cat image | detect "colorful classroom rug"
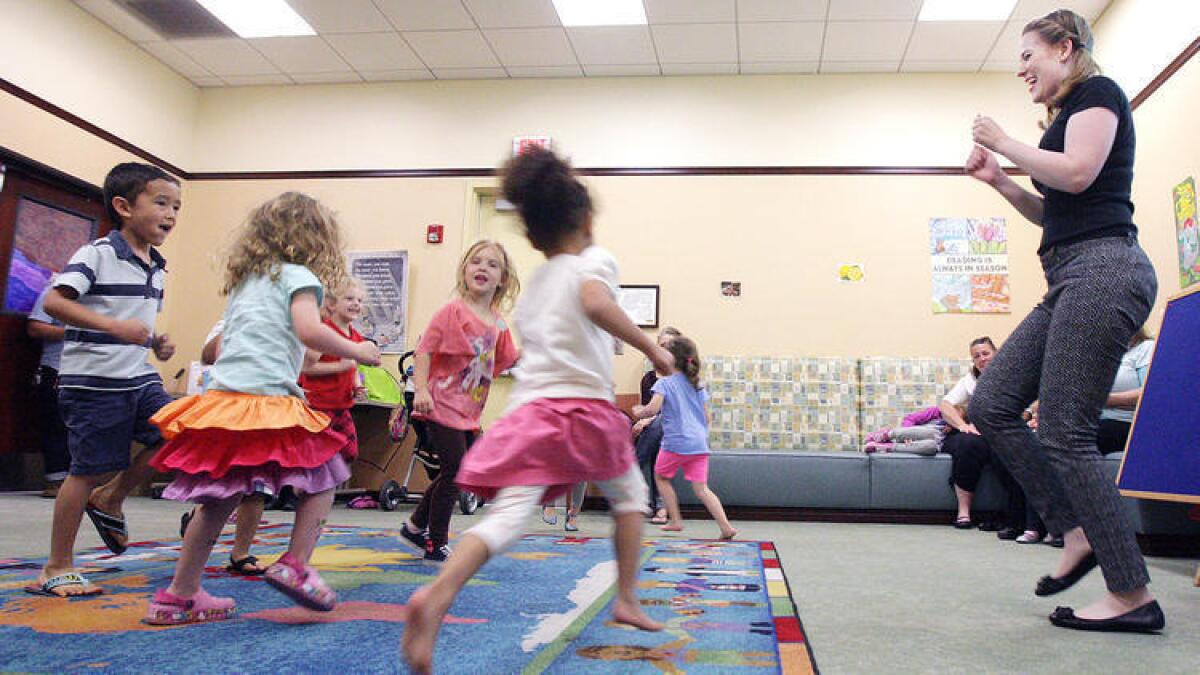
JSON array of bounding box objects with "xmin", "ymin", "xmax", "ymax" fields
[{"xmin": 0, "ymin": 524, "xmax": 816, "ymax": 674}]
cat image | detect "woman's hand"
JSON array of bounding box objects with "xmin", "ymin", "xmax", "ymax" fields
[
  {"xmin": 413, "ymin": 389, "xmax": 434, "ymax": 416},
  {"xmin": 962, "ymin": 423, "xmax": 981, "ymax": 435},
  {"xmin": 972, "ymin": 115, "xmax": 1009, "ymax": 153},
  {"xmin": 632, "ymin": 417, "xmax": 652, "ymax": 438},
  {"xmin": 965, "ymin": 145, "xmax": 1002, "ymax": 186}
]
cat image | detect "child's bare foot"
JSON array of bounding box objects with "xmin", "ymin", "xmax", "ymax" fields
[
  {"xmin": 612, "ymin": 598, "xmax": 663, "ymax": 631},
  {"xmin": 719, "ymin": 528, "xmax": 738, "ymax": 540},
  {"xmin": 660, "ymin": 522, "xmax": 683, "ymax": 532},
  {"xmin": 401, "ymin": 587, "xmax": 443, "ymax": 675}
]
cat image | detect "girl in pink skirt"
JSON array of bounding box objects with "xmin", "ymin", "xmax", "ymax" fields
[
  {"xmin": 147, "ymin": 193, "xmax": 381, "ymax": 624},
  {"xmin": 402, "ymin": 147, "xmax": 674, "ymax": 673}
]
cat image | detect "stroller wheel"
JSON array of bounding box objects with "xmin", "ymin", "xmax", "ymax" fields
[
  {"xmin": 379, "ymin": 480, "xmax": 405, "ymax": 511},
  {"xmin": 459, "ymin": 491, "xmax": 481, "ymax": 515}
]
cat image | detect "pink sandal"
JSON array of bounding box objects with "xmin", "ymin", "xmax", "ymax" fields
[
  {"xmin": 144, "ymin": 587, "xmax": 236, "ymax": 625},
  {"xmin": 265, "ymin": 552, "xmax": 337, "ymax": 612}
]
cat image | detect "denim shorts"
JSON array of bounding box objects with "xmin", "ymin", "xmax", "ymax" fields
[{"xmin": 59, "ymin": 384, "xmax": 173, "ymax": 476}]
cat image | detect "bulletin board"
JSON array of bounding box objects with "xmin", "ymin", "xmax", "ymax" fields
[{"xmin": 1117, "ymin": 284, "xmax": 1200, "ymax": 504}]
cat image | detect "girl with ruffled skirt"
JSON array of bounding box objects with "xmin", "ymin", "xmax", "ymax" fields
[{"xmin": 144, "ymin": 192, "xmax": 380, "ymax": 625}]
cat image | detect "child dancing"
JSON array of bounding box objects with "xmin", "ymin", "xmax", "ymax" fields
[
  {"xmin": 145, "ymin": 192, "xmax": 380, "ymax": 624},
  {"xmin": 398, "ymin": 240, "xmax": 519, "ymax": 562},
  {"xmin": 634, "ymin": 336, "xmax": 737, "ymax": 540},
  {"xmin": 401, "ymin": 148, "xmax": 672, "ymax": 672}
]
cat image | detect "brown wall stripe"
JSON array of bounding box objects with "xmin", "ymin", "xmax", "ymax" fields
[{"xmin": 2, "ymin": 35, "xmax": 1195, "ymax": 182}]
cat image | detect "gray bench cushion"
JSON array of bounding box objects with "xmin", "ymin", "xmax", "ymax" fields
[
  {"xmin": 868, "ymin": 452, "xmax": 1006, "ymax": 511},
  {"xmin": 674, "ymin": 450, "xmax": 870, "ymax": 509}
]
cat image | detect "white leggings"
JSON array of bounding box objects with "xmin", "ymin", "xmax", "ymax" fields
[{"xmin": 467, "ymin": 464, "xmax": 648, "ymax": 554}]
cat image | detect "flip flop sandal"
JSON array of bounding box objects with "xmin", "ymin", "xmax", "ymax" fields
[
  {"xmin": 24, "ymin": 572, "xmax": 104, "ymax": 598},
  {"xmin": 144, "ymin": 588, "xmax": 236, "ymax": 625},
  {"xmin": 564, "ymin": 516, "xmax": 579, "ymax": 532},
  {"xmin": 226, "ymin": 555, "xmax": 267, "ymax": 576},
  {"xmin": 85, "ymin": 503, "xmax": 128, "ymax": 554},
  {"xmin": 265, "ymin": 553, "xmax": 337, "ymax": 611},
  {"xmin": 541, "ymin": 508, "xmax": 557, "ymax": 525}
]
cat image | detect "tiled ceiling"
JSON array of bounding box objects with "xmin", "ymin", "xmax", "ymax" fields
[{"xmin": 75, "ymin": 0, "xmax": 1112, "ymax": 87}]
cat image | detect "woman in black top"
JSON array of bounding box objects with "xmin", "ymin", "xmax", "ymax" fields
[{"xmin": 964, "ymin": 9, "xmax": 1163, "ymax": 633}]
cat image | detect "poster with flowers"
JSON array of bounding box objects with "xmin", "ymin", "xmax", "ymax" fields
[
  {"xmin": 930, "ymin": 217, "xmax": 1010, "ymax": 313},
  {"xmin": 1173, "ymin": 177, "xmax": 1199, "ymax": 289}
]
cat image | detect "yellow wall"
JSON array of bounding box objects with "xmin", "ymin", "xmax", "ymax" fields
[
  {"xmin": 189, "ymin": 72, "xmax": 1033, "ymax": 172},
  {"xmin": 0, "ymin": 0, "xmax": 198, "ymax": 169}
]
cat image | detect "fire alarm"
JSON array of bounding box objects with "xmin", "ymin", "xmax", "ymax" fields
[{"xmin": 427, "ymin": 224, "xmax": 444, "ymax": 244}]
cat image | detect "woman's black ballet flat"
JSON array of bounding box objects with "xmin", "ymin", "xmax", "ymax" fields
[
  {"xmin": 1035, "ymin": 552, "xmax": 1098, "ymax": 596},
  {"xmin": 1048, "ymin": 600, "xmax": 1165, "ymax": 634}
]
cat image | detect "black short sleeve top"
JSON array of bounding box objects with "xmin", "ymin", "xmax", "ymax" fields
[{"xmin": 1033, "ymin": 75, "xmax": 1136, "ymax": 254}]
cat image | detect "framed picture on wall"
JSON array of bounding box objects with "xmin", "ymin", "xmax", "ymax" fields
[{"xmin": 618, "ymin": 284, "xmax": 659, "ymax": 328}]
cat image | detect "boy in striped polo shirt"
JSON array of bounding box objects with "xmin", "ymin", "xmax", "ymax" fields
[{"xmin": 28, "ymin": 163, "xmax": 180, "ymax": 598}]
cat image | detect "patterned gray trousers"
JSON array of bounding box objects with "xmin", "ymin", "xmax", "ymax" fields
[{"xmin": 969, "ymin": 235, "xmax": 1157, "ymax": 593}]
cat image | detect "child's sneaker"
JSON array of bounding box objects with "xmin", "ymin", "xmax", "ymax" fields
[
  {"xmin": 863, "ymin": 441, "xmax": 894, "ymax": 453},
  {"xmin": 424, "ymin": 543, "xmax": 451, "ymax": 563},
  {"xmin": 399, "ymin": 524, "xmax": 429, "ymax": 552},
  {"xmin": 144, "ymin": 588, "xmax": 236, "ymax": 625},
  {"xmin": 264, "ymin": 552, "xmax": 337, "ymax": 612}
]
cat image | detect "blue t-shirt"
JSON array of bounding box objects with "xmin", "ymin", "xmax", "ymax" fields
[
  {"xmin": 28, "ymin": 286, "xmax": 64, "ymax": 370},
  {"xmin": 208, "ymin": 264, "xmax": 323, "ymax": 398},
  {"xmin": 652, "ymin": 372, "xmax": 711, "ymax": 455}
]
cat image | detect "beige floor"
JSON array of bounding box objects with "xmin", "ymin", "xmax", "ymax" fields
[{"xmin": 1, "ymin": 492, "xmax": 1197, "ymax": 673}]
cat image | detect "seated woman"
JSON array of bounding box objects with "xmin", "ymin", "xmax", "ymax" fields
[
  {"xmin": 1098, "ymin": 326, "xmax": 1154, "ymax": 455},
  {"xmin": 939, "ymin": 337, "xmax": 1025, "ymax": 535}
]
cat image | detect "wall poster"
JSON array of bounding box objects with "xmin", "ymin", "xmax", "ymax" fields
[
  {"xmin": 930, "ymin": 217, "xmax": 1009, "ymax": 314},
  {"xmin": 347, "ymin": 250, "xmax": 409, "ymax": 353}
]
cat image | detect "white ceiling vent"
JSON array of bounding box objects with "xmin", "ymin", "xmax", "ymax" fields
[{"xmin": 116, "ymin": 0, "xmax": 233, "ymax": 39}]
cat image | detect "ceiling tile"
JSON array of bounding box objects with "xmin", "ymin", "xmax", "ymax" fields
[
  {"xmin": 827, "ymin": 0, "xmax": 922, "ymax": 21},
  {"xmin": 249, "ymin": 36, "xmax": 351, "ymax": 73},
  {"xmin": 820, "ymin": 60, "xmax": 899, "ymax": 73},
  {"xmin": 360, "ymin": 69, "xmax": 436, "ymax": 81},
  {"xmin": 645, "ymin": 0, "xmax": 736, "ymax": 24},
  {"xmin": 138, "ymin": 40, "xmax": 211, "ymax": 77},
  {"xmin": 1011, "ymin": 0, "xmax": 1111, "ymax": 22},
  {"xmin": 901, "ymin": 60, "xmax": 982, "ymax": 72},
  {"xmin": 736, "ymin": 0, "xmax": 828, "ymax": 22},
  {"xmin": 583, "ymin": 64, "xmax": 662, "ymax": 76},
  {"xmin": 567, "ymin": 26, "xmax": 657, "ymax": 65},
  {"xmin": 325, "ymin": 33, "xmax": 426, "ymax": 71},
  {"xmin": 508, "ymin": 65, "xmax": 585, "ymax": 78},
  {"xmin": 822, "ymin": 21, "xmax": 910, "ymax": 61},
  {"xmin": 738, "ymin": 22, "xmax": 824, "ymax": 62},
  {"xmin": 984, "ymin": 21, "xmax": 1025, "ymax": 65},
  {"xmin": 222, "ymin": 73, "xmax": 295, "ymax": 86},
  {"xmin": 740, "ymin": 61, "xmax": 819, "ymax": 73},
  {"xmin": 484, "ymin": 28, "xmax": 576, "ymax": 67},
  {"xmin": 375, "ymin": 0, "xmax": 477, "ymax": 30},
  {"xmin": 904, "ymin": 22, "xmax": 1004, "ymax": 62},
  {"xmin": 433, "ymin": 67, "xmax": 510, "ymax": 79},
  {"xmin": 75, "ymin": 0, "xmax": 162, "ymax": 42},
  {"xmin": 289, "ymin": 71, "xmax": 366, "ymax": 84},
  {"xmin": 286, "ymin": 0, "xmax": 392, "ymax": 33},
  {"xmin": 403, "ymin": 30, "xmax": 502, "ymax": 68},
  {"xmin": 463, "ymin": 0, "xmax": 560, "ymax": 28},
  {"xmin": 173, "ymin": 38, "xmax": 281, "ymax": 76},
  {"xmin": 652, "ymin": 24, "xmax": 737, "ymax": 63},
  {"xmin": 662, "ymin": 63, "xmax": 739, "ymax": 75}
]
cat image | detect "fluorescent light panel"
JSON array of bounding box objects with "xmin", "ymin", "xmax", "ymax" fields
[
  {"xmin": 918, "ymin": 0, "xmax": 1017, "ymax": 21},
  {"xmin": 195, "ymin": 0, "xmax": 315, "ymax": 38},
  {"xmin": 552, "ymin": 0, "xmax": 647, "ymax": 27}
]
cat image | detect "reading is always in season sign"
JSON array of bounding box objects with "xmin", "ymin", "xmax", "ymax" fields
[{"xmin": 930, "ymin": 217, "xmax": 1010, "ymax": 314}]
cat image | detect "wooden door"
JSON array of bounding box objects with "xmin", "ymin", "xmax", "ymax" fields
[{"xmin": 0, "ymin": 149, "xmax": 111, "ymax": 458}]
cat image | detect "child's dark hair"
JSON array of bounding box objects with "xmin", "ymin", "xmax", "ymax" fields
[
  {"xmin": 667, "ymin": 336, "xmax": 702, "ymax": 390},
  {"xmin": 103, "ymin": 162, "xmax": 179, "ymax": 227},
  {"xmin": 500, "ymin": 147, "xmax": 592, "ymax": 253}
]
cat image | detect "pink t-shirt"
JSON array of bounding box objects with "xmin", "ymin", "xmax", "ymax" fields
[{"xmin": 417, "ymin": 299, "xmax": 518, "ymax": 431}]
